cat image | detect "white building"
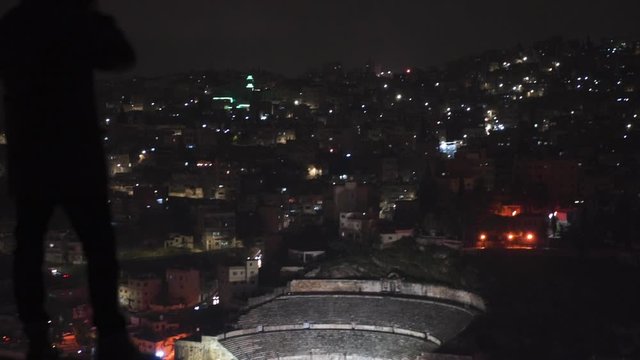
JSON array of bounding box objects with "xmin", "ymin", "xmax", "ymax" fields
[
  {"xmin": 217, "ymin": 260, "xmax": 260, "ymax": 306},
  {"xmin": 378, "ymin": 229, "xmax": 414, "ymax": 249},
  {"xmin": 165, "ymin": 234, "xmax": 195, "ymax": 250},
  {"xmin": 339, "ymin": 212, "xmax": 375, "ymax": 242}
]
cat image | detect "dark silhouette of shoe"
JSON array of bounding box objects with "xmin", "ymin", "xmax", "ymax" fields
[
  {"xmin": 22, "ymin": 322, "xmax": 60, "ymax": 360},
  {"xmin": 25, "ymin": 344, "xmax": 60, "ymax": 360},
  {"xmin": 96, "ymin": 332, "xmax": 145, "ymax": 360}
]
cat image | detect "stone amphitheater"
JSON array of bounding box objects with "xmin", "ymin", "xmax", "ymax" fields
[{"xmin": 176, "ymin": 279, "xmax": 485, "ymax": 360}]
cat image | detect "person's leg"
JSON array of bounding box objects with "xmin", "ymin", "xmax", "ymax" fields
[
  {"xmin": 62, "ymin": 191, "xmax": 143, "ymax": 359},
  {"xmin": 62, "ymin": 192, "xmax": 126, "ymax": 335},
  {"xmin": 13, "ymin": 195, "xmax": 58, "ymax": 358}
]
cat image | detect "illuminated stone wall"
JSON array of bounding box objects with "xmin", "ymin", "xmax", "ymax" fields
[{"xmin": 175, "ymin": 336, "xmax": 237, "ymax": 360}]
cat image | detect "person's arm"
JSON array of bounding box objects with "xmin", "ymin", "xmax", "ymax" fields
[{"xmin": 89, "ymin": 13, "xmax": 136, "ymax": 72}]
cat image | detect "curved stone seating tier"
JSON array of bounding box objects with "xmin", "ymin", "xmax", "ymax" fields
[
  {"xmin": 237, "ymin": 295, "xmax": 473, "ymax": 342},
  {"xmin": 176, "ymin": 281, "xmax": 484, "ymax": 360},
  {"xmin": 219, "ymin": 329, "xmax": 438, "ymax": 360}
]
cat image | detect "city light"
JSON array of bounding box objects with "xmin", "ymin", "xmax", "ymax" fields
[
  {"xmin": 212, "ymin": 96, "xmax": 235, "ymax": 103},
  {"xmin": 11, "ymin": 32, "xmax": 637, "ymax": 360}
]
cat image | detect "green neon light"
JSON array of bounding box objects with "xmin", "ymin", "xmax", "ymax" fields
[
  {"xmin": 213, "ymin": 97, "xmax": 235, "ymax": 103},
  {"xmin": 246, "ymin": 75, "xmax": 254, "ymax": 81},
  {"xmin": 236, "ymin": 104, "xmax": 251, "ymax": 109},
  {"xmin": 246, "ymin": 83, "xmax": 254, "ymax": 89},
  {"xmin": 224, "ymin": 105, "xmax": 233, "ymax": 110}
]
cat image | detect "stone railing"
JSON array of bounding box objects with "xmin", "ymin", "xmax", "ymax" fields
[
  {"xmin": 268, "ymin": 354, "xmax": 472, "ymax": 360},
  {"xmin": 287, "ymin": 279, "xmax": 485, "ymax": 312},
  {"xmin": 216, "ymin": 323, "xmax": 442, "ymax": 346}
]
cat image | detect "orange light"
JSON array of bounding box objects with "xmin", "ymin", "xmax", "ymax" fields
[
  {"xmin": 526, "ymin": 233, "xmax": 534, "ymax": 240},
  {"xmin": 479, "ymin": 233, "xmax": 487, "ymax": 240},
  {"xmin": 507, "ymin": 233, "xmax": 514, "ymax": 240}
]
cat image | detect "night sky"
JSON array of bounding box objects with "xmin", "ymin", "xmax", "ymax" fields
[{"xmin": 2, "ymin": 0, "xmax": 640, "ymax": 76}]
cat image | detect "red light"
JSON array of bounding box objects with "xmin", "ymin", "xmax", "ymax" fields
[
  {"xmin": 507, "ymin": 233, "xmax": 514, "ymax": 240},
  {"xmin": 479, "ymin": 234, "xmax": 487, "ymax": 240},
  {"xmin": 526, "ymin": 233, "xmax": 534, "ymax": 240},
  {"xmin": 63, "ymin": 274, "xmax": 70, "ymax": 279},
  {"xmin": 406, "ymin": 68, "xmax": 412, "ymax": 74}
]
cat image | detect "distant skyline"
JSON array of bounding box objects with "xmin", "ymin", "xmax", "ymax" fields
[{"xmin": 1, "ymin": 0, "xmax": 640, "ymax": 76}]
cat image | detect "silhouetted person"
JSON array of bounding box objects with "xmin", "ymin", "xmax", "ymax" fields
[{"xmin": 0, "ymin": 0, "xmax": 139, "ymax": 359}]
